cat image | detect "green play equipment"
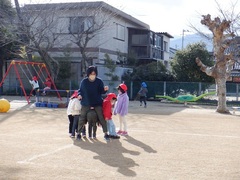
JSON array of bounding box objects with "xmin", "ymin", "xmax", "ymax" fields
[{"xmin": 155, "ymin": 91, "xmax": 216, "ymax": 103}]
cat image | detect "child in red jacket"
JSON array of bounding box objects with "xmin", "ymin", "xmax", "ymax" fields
[
  {"xmin": 42, "ymin": 78, "xmax": 52, "ymax": 95},
  {"xmin": 103, "ymin": 93, "xmax": 120, "ymax": 139}
]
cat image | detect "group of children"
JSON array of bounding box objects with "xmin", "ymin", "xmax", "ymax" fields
[
  {"xmin": 29, "ymin": 76, "xmax": 52, "ymax": 96},
  {"xmin": 67, "ymin": 83, "xmax": 129, "ymax": 140}
]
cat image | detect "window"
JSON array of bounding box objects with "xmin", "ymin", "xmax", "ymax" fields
[
  {"xmin": 132, "ymin": 34, "xmax": 148, "ymax": 45},
  {"xmin": 56, "ymin": 17, "xmax": 69, "ymax": 33},
  {"xmin": 116, "ymin": 24, "xmax": 125, "ymax": 41},
  {"xmin": 164, "ymin": 41, "xmax": 168, "ymax": 51},
  {"xmin": 69, "ymin": 16, "xmax": 94, "ymax": 34},
  {"xmin": 131, "ymin": 47, "xmax": 148, "ymax": 58},
  {"xmin": 155, "ymin": 35, "xmax": 162, "ymax": 48}
]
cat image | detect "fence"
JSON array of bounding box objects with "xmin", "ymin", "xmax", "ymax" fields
[
  {"xmin": 1, "ymin": 80, "xmax": 240, "ymax": 101},
  {"xmin": 112, "ymin": 81, "xmax": 240, "ymax": 101}
]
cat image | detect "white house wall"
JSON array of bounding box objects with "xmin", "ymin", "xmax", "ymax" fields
[{"xmin": 29, "ymin": 6, "xmax": 147, "ymax": 65}]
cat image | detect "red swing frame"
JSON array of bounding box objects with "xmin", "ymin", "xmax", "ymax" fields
[{"xmin": 0, "ymin": 60, "xmax": 62, "ymax": 104}]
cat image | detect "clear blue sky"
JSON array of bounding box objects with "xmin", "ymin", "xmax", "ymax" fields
[{"xmin": 14, "ymin": 0, "xmax": 240, "ymax": 37}]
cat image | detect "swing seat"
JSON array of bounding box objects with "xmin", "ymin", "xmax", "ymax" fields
[{"xmin": 41, "ymin": 89, "xmax": 54, "ymax": 96}]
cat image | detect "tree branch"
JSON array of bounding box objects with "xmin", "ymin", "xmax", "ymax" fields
[{"xmin": 196, "ymin": 57, "xmax": 214, "ymax": 76}]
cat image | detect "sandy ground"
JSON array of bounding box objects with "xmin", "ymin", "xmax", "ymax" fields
[{"xmin": 1, "ymin": 96, "xmax": 240, "ymax": 180}]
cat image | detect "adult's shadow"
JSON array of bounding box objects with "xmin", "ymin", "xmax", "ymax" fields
[
  {"xmin": 124, "ymin": 136, "xmax": 157, "ymax": 153},
  {"xmin": 73, "ymin": 139, "xmax": 139, "ymax": 177}
]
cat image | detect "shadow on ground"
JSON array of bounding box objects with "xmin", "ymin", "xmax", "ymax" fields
[
  {"xmin": 73, "ymin": 138, "xmax": 140, "ymax": 177},
  {"xmin": 123, "ymin": 136, "xmax": 157, "ymax": 153}
]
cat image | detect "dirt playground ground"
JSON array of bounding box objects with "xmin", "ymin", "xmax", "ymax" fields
[{"xmin": 1, "ymin": 96, "xmax": 240, "ymax": 180}]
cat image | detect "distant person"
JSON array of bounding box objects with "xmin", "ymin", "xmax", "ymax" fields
[
  {"xmin": 138, "ymin": 82, "xmax": 148, "ymax": 108},
  {"xmin": 114, "ymin": 83, "xmax": 129, "ymax": 136},
  {"xmin": 77, "ymin": 66, "xmax": 110, "ymax": 141},
  {"xmin": 29, "ymin": 76, "xmax": 39, "ymax": 96},
  {"xmin": 103, "ymin": 93, "xmax": 120, "ymax": 139}
]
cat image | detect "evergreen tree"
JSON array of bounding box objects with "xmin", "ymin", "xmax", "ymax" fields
[{"xmin": 171, "ymin": 42, "xmax": 214, "ymax": 82}]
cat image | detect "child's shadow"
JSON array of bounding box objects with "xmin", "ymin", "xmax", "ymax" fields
[
  {"xmin": 124, "ymin": 136, "xmax": 157, "ymax": 153},
  {"xmin": 73, "ymin": 139, "xmax": 140, "ymax": 177}
]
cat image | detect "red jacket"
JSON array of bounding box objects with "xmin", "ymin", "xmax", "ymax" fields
[
  {"xmin": 44, "ymin": 81, "xmax": 52, "ymax": 88},
  {"xmin": 103, "ymin": 93, "xmax": 116, "ymax": 120},
  {"xmin": 103, "ymin": 99, "xmax": 112, "ymax": 120}
]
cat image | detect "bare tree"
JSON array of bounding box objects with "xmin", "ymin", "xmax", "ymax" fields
[
  {"xmin": 188, "ymin": 0, "xmax": 240, "ymax": 113},
  {"xmin": 67, "ymin": 2, "xmax": 119, "ymax": 76},
  {"xmin": 13, "ymin": 1, "xmax": 62, "ymax": 80},
  {"xmin": 0, "ymin": 0, "xmax": 16, "ymax": 81},
  {"xmin": 196, "ymin": 14, "xmax": 235, "ymax": 113},
  {"xmin": 13, "ymin": 1, "xmax": 120, "ymax": 80},
  {"xmin": 0, "ymin": 0, "xmax": 15, "ymax": 49}
]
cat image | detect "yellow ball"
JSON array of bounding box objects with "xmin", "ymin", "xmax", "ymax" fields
[{"xmin": 0, "ymin": 98, "xmax": 10, "ymax": 113}]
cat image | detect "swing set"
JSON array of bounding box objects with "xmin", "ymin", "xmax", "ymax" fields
[{"xmin": 0, "ymin": 60, "xmax": 62, "ymax": 104}]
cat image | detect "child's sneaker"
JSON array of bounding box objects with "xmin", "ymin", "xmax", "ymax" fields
[
  {"xmin": 111, "ymin": 135, "xmax": 120, "ymax": 139},
  {"xmin": 121, "ymin": 131, "xmax": 128, "ymax": 136},
  {"xmin": 82, "ymin": 132, "xmax": 86, "ymax": 138},
  {"xmin": 77, "ymin": 134, "xmax": 82, "ymax": 140},
  {"xmin": 104, "ymin": 134, "xmax": 110, "ymax": 141},
  {"xmin": 117, "ymin": 130, "xmax": 123, "ymax": 135},
  {"xmin": 70, "ymin": 135, "xmax": 75, "ymax": 138}
]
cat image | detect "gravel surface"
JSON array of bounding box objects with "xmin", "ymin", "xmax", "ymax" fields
[{"xmin": 0, "ymin": 97, "xmax": 240, "ymax": 180}]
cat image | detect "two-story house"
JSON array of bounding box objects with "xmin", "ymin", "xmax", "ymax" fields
[{"xmin": 3, "ymin": 1, "xmax": 173, "ymax": 93}]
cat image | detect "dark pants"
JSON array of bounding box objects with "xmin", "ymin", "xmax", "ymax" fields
[
  {"xmin": 68, "ymin": 115, "xmax": 74, "ymax": 133},
  {"xmin": 78, "ymin": 105, "xmax": 107, "ymax": 135},
  {"xmin": 32, "ymin": 88, "xmax": 39, "ymax": 96},
  {"xmin": 140, "ymin": 96, "xmax": 147, "ymax": 105},
  {"xmin": 87, "ymin": 109, "xmax": 98, "ymax": 138},
  {"xmin": 71, "ymin": 115, "xmax": 79, "ymax": 136}
]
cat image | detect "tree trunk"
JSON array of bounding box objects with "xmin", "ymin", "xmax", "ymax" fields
[
  {"xmin": 81, "ymin": 58, "xmax": 86, "ymax": 77},
  {"xmin": 80, "ymin": 47, "xmax": 88, "ymax": 77},
  {"xmin": 14, "ymin": 0, "xmax": 24, "ymax": 23},
  {"xmin": 38, "ymin": 50, "xmax": 59, "ymax": 80},
  {"xmin": 0, "ymin": 57, "xmax": 3, "ymax": 92},
  {"xmin": 215, "ymin": 78, "xmax": 229, "ymax": 113}
]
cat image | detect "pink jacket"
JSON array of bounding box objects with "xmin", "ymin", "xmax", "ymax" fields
[{"xmin": 114, "ymin": 93, "xmax": 129, "ymax": 116}]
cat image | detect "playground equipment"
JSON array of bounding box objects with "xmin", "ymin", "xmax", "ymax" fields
[
  {"xmin": 0, "ymin": 98, "xmax": 10, "ymax": 113},
  {"xmin": 0, "ymin": 60, "xmax": 62, "ymax": 104},
  {"xmin": 156, "ymin": 91, "xmax": 216, "ymax": 105}
]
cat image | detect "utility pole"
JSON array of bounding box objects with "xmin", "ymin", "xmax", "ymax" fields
[{"xmin": 181, "ymin": 29, "xmax": 189, "ymax": 50}]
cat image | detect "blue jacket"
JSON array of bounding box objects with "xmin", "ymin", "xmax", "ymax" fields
[{"xmin": 78, "ymin": 77, "xmax": 107, "ymax": 106}]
